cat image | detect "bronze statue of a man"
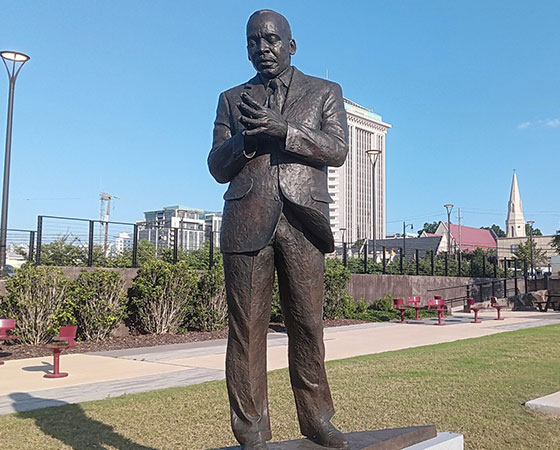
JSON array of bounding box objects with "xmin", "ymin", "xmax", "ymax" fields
[{"xmin": 208, "ymin": 9, "xmax": 349, "ymax": 450}]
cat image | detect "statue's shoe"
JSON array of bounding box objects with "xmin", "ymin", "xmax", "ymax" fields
[{"xmin": 307, "ymin": 421, "xmax": 349, "ymax": 449}]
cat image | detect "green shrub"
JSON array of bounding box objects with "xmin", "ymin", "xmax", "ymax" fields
[
  {"xmin": 371, "ymin": 294, "xmax": 394, "ymax": 312},
  {"xmin": 70, "ymin": 269, "xmax": 127, "ymax": 341},
  {"xmin": 2, "ymin": 265, "xmax": 72, "ymax": 345},
  {"xmin": 188, "ymin": 266, "xmax": 227, "ymax": 331},
  {"xmin": 130, "ymin": 260, "xmax": 198, "ymax": 334},
  {"xmin": 323, "ymin": 258, "xmax": 353, "ymax": 319}
]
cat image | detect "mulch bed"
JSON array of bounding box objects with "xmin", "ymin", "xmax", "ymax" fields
[{"xmin": 0, "ymin": 318, "xmax": 365, "ymax": 361}]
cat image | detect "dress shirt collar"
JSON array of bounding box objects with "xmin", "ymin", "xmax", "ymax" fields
[{"xmin": 258, "ymin": 65, "xmax": 293, "ymax": 89}]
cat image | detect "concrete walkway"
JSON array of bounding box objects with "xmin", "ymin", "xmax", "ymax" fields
[{"xmin": 1, "ymin": 310, "xmax": 558, "ymax": 415}]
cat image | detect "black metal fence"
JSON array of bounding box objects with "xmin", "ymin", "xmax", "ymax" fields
[
  {"xmin": 6, "ymin": 228, "xmax": 36, "ymax": 263},
  {"xmin": 343, "ymin": 246, "xmax": 530, "ymax": 279},
  {"xmin": 427, "ymin": 273, "xmax": 543, "ymax": 311},
  {"xmin": 33, "ymin": 215, "xmax": 216, "ymax": 268}
]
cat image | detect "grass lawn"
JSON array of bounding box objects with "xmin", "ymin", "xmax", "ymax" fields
[{"xmin": 0, "ymin": 324, "xmax": 559, "ymax": 449}]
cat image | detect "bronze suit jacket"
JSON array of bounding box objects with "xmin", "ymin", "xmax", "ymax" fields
[{"xmin": 208, "ymin": 67, "xmax": 348, "ymax": 254}]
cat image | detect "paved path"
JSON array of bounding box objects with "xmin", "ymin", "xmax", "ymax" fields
[{"xmin": 1, "ymin": 310, "xmax": 558, "ymax": 415}]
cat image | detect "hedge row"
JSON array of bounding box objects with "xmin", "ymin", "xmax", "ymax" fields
[
  {"xmin": 0, "ymin": 260, "xmax": 226, "ymax": 345},
  {"xmin": 0, "ymin": 259, "xmax": 406, "ymax": 345}
]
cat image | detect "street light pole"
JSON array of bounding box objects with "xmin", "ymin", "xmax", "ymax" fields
[
  {"xmin": 366, "ymin": 148, "xmax": 382, "ymax": 264},
  {"xmin": 402, "ymin": 221, "xmax": 413, "ymax": 261},
  {"xmin": 0, "ymin": 51, "xmax": 29, "ymax": 273},
  {"xmin": 527, "ymin": 220, "xmax": 535, "ymax": 279},
  {"xmin": 340, "ymin": 227, "xmax": 347, "ymax": 267},
  {"xmin": 444, "ymin": 204, "xmax": 454, "ymax": 260}
]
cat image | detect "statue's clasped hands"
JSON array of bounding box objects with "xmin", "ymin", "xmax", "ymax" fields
[{"xmin": 239, "ymin": 92, "xmax": 288, "ymax": 139}]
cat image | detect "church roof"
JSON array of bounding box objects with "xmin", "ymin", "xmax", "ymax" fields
[{"xmin": 445, "ymin": 223, "xmax": 496, "ymax": 252}]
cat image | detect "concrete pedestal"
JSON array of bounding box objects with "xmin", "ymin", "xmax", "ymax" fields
[
  {"xmin": 405, "ymin": 432, "xmax": 463, "ymax": 449},
  {"xmin": 212, "ymin": 426, "xmax": 463, "ymax": 450}
]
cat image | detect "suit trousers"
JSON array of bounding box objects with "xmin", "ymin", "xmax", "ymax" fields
[{"xmin": 223, "ymin": 208, "xmax": 335, "ymax": 445}]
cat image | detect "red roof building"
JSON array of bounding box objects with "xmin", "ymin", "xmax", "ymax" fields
[{"xmin": 424, "ymin": 222, "xmax": 497, "ymax": 253}]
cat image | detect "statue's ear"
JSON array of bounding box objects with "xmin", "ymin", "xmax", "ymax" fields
[{"xmin": 289, "ymin": 39, "xmax": 297, "ymax": 56}]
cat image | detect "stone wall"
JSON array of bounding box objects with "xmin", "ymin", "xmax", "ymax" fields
[
  {"xmin": 57, "ymin": 266, "xmax": 140, "ymax": 290},
  {"xmin": 347, "ymin": 274, "xmax": 499, "ymax": 305},
  {"xmin": 0, "ymin": 267, "xmax": 140, "ymax": 297}
]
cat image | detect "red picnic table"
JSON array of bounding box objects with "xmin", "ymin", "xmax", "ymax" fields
[{"xmin": 407, "ymin": 296, "xmax": 424, "ymax": 320}]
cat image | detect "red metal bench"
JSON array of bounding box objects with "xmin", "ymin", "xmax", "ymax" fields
[
  {"xmin": 393, "ymin": 298, "xmax": 410, "ymax": 324},
  {"xmin": 466, "ymin": 298, "xmax": 484, "ymax": 323},
  {"xmin": 490, "ymin": 296, "xmax": 506, "ymax": 320},
  {"xmin": 43, "ymin": 325, "xmax": 77, "ymax": 379},
  {"xmin": 0, "ymin": 318, "xmax": 18, "ymax": 365},
  {"xmin": 428, "ymin": 299, "xmax": 447, "ymax": 326}
]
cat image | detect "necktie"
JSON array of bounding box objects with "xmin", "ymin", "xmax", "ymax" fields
[{"xmin": 267, "ymin": 78, "xmax": 285, "ymax": 111}]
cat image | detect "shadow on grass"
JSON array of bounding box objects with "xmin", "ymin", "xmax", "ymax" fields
[{"xmin": 10, "ymin": 393, "xmax": 156, "ymax": 450}]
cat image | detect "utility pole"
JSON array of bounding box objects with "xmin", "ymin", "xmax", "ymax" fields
[
  {"xmin": 457, "ymin": 208, "xmax": 462, "ymax": 268},
  {"xmin": 99, "ymin": 192, "xmax": 118, "ymax": 257},
  {"xmin": 444, "ymin": 204, "xmax": 454, "ymax": 259}
]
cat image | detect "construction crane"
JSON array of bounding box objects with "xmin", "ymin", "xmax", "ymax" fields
[{"xmin": 99, "ymin": 192, "xmax": 118, "ymax": 257}]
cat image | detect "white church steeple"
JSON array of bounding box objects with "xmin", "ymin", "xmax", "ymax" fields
[{"xmin": 506, "ymin": 170, "xmax": 526, "ymax": 238}]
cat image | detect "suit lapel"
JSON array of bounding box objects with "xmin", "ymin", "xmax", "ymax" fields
[
  {"xmin": 243, "ymin": 75, "xmax": 267, "ymax": 106},
  {"xmin": 283, "ymin": 67, "xmax": 309, "ymax": 116}
]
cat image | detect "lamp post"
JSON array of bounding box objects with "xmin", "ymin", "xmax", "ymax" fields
[
  {"xmin": 0, "ymin": 51, "xmax": 29, "ymax": 273},
  {"xmin": 402, "ymin": 221, "xmax": 413, "ymax": 261},
  {"xmin": 527, "ymin": 220, "xmax": 535, "ymax": 279},
  {"xmin": 340, "ymin": 227, "xmax": 347, "ymax": 267},
  {"xmin": 366, "ymin": 148, "xmax": 382, "ymax": 264},
  {"xmin": 444, "ymin": 204, "xmax": 454, "ymax": 260}
]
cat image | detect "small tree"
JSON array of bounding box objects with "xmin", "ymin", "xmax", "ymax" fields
[
  {"xmin": 40, "ymin": 235, "xmax": 87, "ymax": 266},
  {"xmin": 109, "ymin": 239, "xmax": 157, "ymax": 268},
  {"xmin": 481, "ymin": 224, "xmax": 506, "ymax": 238},
  {"xmin": 2, "ymin": 265, "xmax": 72, "ymax": 345},
  {"xmin": 71, "ymin": 269, "xmax": 128, "ymax": 341},
  {"xmin": 514, "ymin": 239, "xmax": 548, "ymax": 267},
  {"xmin": 418, "ymin": 221, "xmax": 440, "ymax": 235},
  {"xmin": 525, "ymin": 224, "xmax": 543, "ymax": 236},
  {"xmin": 130, "ymin": 260, "xmax": 198, "ymax": 334},
  {"xmin": 551, "ymin": 233, "xmax": 560, "ymax": 255},
  {"xmin": 184, "ymin": 241, "xmax": 223, "ymax": 270}
]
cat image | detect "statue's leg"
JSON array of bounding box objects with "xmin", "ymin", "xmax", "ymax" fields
[
  {"xmin": 223, "ymin": 247, "xmax": 275, "ymax": 445},
  {"xmin": 274, "ymin": 214, "xmax": 335, "ymax": 437}
]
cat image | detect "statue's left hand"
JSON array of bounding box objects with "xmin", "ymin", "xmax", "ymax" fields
[{"xmin": 238, "ymin": 92, "xmax": 288, "ymax": 139}]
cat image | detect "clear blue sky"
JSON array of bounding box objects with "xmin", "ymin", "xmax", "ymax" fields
[{"xmin": 1, "ymin": 0, "xmax": 559, "ymax": 235}]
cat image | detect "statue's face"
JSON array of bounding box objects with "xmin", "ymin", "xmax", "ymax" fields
[{"xmin": 246, "ymin": 13, "xmax": 296, "ymax": 79}]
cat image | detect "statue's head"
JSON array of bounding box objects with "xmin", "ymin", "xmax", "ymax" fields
[{"xmin": 246, "ymin": 10, "xmax": 297, "ymax": 79}]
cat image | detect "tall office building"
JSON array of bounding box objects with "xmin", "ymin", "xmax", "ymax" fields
[
  {"xmin": 205, "ymin": 212, "xmax": 222, "ymax": 248},
  {"xmin": 328, "ymin": 99, "xmax": 391, "ymax": 245},
  {"xmin": 139, "ymin": 206, "xmax": 206, "ymax": 251}
]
